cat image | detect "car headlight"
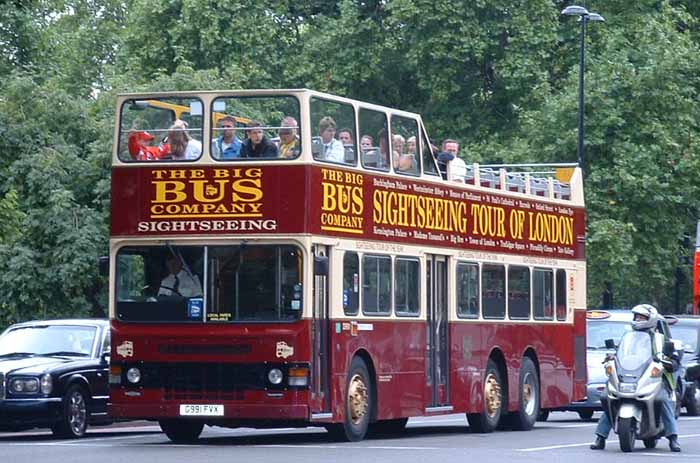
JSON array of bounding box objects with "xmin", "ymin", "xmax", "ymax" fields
[
  {"xmin": 268, "ymin": 368, "xmax": 283, "ymax": 385},
  {"xmin": 126, "ymin": 367, "xmax": 141, "ymax": 384},
  {"xmin": 40, "ymin": 374, "xmax": 52, "ymax": 394},
  {"xmin": 10, "ymin": 378, "xmax": 40, "ymax": 393}
]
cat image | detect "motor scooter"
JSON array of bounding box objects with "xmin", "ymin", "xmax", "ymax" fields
[{"xmin": 602, "ymin": 331, "xmax": 678, "ymax": 452}]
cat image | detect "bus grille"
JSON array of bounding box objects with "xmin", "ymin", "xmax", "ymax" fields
[{"xmin": 141, "ymin": 363, "xmax": 266, "ymax": 401}]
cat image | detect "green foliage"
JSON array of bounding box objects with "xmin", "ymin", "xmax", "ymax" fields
[{"xmin": 2, "ymin": 0, "xmax": 700, "ymax": 329}]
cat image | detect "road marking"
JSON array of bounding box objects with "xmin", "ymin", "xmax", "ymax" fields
[
  {"xmin": 518, "ymin": 433, "xmax": 700, "ymax": 452},
  {"xmin": 637, "ymin": 453, "xmax": 700, "ymax": 458}
]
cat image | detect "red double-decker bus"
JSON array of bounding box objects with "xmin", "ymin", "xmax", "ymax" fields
[{"xmin": 108, "ymin": 89, "xmax": 587, "ymax": 442}]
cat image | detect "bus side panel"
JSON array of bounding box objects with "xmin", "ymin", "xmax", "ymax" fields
[
  {"xmin": 452, "ymin": 323, "xmax": 575, "ymax": 414},
  {"xmin": 329, "ymin": 319, "xmax": 425, "ymax": 422}
]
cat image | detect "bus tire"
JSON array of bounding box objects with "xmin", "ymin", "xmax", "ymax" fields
[
  {"xmin": 370, "ymin": 418, "xmax": 408, "ymax": 436},
  {"xmin": 330, "ymin": 356, "xmax": 373, "ymax": 441},
  {"xmin": 159, "ymin": 419, "xmax": 204, "ymax": 443},
  {"xmin": 510, "ymin": 357, "xmax": 540, "ymax": 430},
  {"xmin": 467, "ymin": 359, "xmax": 503, "ymax": 433}
]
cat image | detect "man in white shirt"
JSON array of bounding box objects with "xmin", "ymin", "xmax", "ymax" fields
[
  {"xmin": 158, "ymin": 255, "xmax": 202, "ymax": 298},
  {"xmin": 318, "ymin": 116, "xmax": 345, "ymax": 163}
]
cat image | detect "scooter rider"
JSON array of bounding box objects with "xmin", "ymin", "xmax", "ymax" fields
[{"xmin": 590, "ymin": 304, "xmax": 681, "ymax": 452}]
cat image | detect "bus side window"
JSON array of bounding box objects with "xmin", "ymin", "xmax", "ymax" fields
[
  {"xmin": 359, "ymin": 108, "xmax": 389, "ymax": 171},
  {"xmin": 457, "ymin": 262, "xmax": 479, "ymax": 319},
  {"xmin": 395, "ymin": 258, "xmax": 420, "ymax": 316},
  {"xmin": 343, "ymin": 252, "xmax": 359, "ymax": 316},
  {"xmin": 555, "ymin": 269, "xmax": 567, "ymax": 320},
  {"xmin": 482, "ymin": 264, "xmax": 505, "ymax": 319},
  {"xmin": 534, "ymin": 268, "xmax": 554, "ymax": 320}
]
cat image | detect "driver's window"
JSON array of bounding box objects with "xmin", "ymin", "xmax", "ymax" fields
[{"xmin": 101, "ymin": 329, "xmax": 111, "ymax": 357}]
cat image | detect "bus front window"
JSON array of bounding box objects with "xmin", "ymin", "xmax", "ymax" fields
[
  {"xmin": 118, "ymin": 97, "xmax": 204, "ymax": 162},
  {"xmin": 115, "ymin": 245, "xmax": 303, "ymax": 323}
]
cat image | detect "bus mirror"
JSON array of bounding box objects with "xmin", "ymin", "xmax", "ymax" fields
[
  {"xmin": 314, "ymin": 255, "xmax": 329, "ymax": 276},
  {"xmin": 98, "ymin": 256, "xmax": 109, "ymax": 277},
  {"xmin": 604, "ymin": 339, "xmax": 616, "ymax": 350}
]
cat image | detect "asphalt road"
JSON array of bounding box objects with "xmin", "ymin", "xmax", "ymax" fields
[{"xmin": 3, "ymin": 412, "xmax": 700, "ymax": 462}]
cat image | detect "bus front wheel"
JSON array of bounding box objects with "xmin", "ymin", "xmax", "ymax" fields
[
  {"xmin": 328, "ymin": 356, "xmax": 373, "ymax": 442},
  {"xmin": 159, "ymin": 419, "xmax": 204, "ymax": 443},
  {"xmin": 467, "ymin": 359, "xmax": 504, "ymax": 433}
]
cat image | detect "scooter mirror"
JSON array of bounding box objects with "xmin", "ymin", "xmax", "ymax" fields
[
  {"xmin": 687, "ymin": 364, "xmax": 700, "ymax": 382},
  {"xmin": 604, "ymin": 338, "xmax": 616, "ymax": 350},
  {"xmin": 663, "ymin": 340, "xmax": 675, "ymax": 357}
]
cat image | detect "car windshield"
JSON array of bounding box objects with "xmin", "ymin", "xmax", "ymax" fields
[
  {"xmin": 116, "ymin": 244, "xmax": 303, "ymax": 323},
  {"xmin": 671, "ymin": 326, "xmax": 699, "ymax": 353},
  {"xmin": 587, "ymin": 320, "xmax": 631, "ymax": 349},
  {"xmin": 617, "ymin": 330, "xmax": 653, "ymax": 371},
  {"xmin": 0, "ymin": 325, "xmax": 96, "ymax": 357}
]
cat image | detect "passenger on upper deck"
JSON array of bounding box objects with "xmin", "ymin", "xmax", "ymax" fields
[
  {"xmin": 338, "ymin": 128, "xmax": 355, "ymax": 163},
  {"xmin": 437, "ymin": 138, "xmax": 467, "ymax": 182},
  {"xmin": 360, "ymin": 135, "xmax": 374, "ymax": 153},
  {"xmin": 241, "ymin": 122, "xmax": 279, "ymax": 158},
  {"xmin": 212, "ymin": 116, "xmax": 242, "ymax": 160},
  {"xmin": 317, "ymin": 116, "xmax": 344, "ymax": 163},
  {"xmin": 128, "ymin": 130, "xmax": 171, "ymax": 161},
  {"xmin": 392, "ymin": 134, "xmax": 416, "ymax": 173},
  {"xmin": 168, "ymin": 120, "xmax": 202, "ymax": 160},
  {"xmin": 406, "ymin": 136, "xmax": 417, "ymax": 155},
  {"xmin": 278, "ymin": 116, "xmax": 300, "ymax": 159}
]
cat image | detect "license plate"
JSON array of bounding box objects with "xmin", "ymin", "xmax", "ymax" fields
[{"xmin": 179, "ymin": 404, "xmax": 224, "ymax": 416}]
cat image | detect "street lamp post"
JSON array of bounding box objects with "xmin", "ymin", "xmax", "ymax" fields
[{"xmin": 561, "ymin": 5, "xmax": 605, "ymax": 171}]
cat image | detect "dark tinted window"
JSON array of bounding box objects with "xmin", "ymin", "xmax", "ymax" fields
[
  {"xmin": 362, "ymin": 255, "xmax": 391, "ymax": 315},
  {"xmin": 343, "ymin": 252, "xmax": 360, "ymax": 316},
  {"xmin": 483, "ymin": 265, "xmax": 505, "ymax": 319},
  {"xmin": 508, "ymin": 266, "xmax": 530, "ymax": 319},
  {"xmin": 395, "ymin": 258, "xmax": 420, "ymax": 316},
  {"xmin": 457, "ymin": 262, "xmax": 479, "ymax": 318},
  {"xmin": 533, "ymin": 268, "xmax": 554, "ymax": 320}
]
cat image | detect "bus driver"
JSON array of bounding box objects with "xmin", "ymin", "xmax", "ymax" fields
[{"xmin": 158, "ymin": 255, "xmax": 203, "ymax": 298}]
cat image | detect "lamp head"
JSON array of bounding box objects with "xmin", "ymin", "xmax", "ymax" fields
[{"xmin": 561, "ymin": 5, "xmax": 589, "ymax": 16}]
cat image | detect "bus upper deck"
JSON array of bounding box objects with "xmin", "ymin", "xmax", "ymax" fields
[{"xmin": 115, "ymin": 89, "xmax": 583, "ymax": 205}]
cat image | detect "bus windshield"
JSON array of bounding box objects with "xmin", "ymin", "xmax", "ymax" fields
[{"xmin": 116, "ymin": 245, "xmax": 303, "ymax": 323}]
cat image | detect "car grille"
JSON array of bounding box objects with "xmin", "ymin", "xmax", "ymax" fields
[
  {"xmin": 0, "ymin": 372, "xmax": 5, "ymax": 400},
  {"xmin": 139, "ymin": 363, "xmax": 268, "ymax": 401}
]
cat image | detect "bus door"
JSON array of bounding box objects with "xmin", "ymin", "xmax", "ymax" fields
[
  {"xmin": 311, "ymin": 245, "xmax": 332, "ymax": 417},
  {"xmin": 426, "ymin": 255, "xmax": 450, "ymax": 409}
]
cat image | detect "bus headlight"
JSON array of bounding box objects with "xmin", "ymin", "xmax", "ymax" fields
[
  {"xmin": 40, "ymin": 374, "xmax": 53, "ymax": 394},
  {"xmin": 268, "ymin": 368, "xmax": 283, "ymax": 385},
  {"xmin": 126, "ymin": 367, "xmax": 141, "ymax": 384}
]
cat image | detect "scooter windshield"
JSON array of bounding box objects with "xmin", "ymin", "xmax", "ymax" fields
[{"xmin": 617, "ymin": 330, "xmax": 653, "ymax": 371}]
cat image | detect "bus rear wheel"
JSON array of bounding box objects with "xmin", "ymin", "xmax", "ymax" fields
[
  {"xmin": 328, "ymin": 356, "xmax": 373, "ymax": 442},
  {"xmin": 467, "ymin": 359, "xmax": 503, "ymax": 433},
  {"xmin": 510, "ymin": 357, "xmax": 539, "ymax": 430}
]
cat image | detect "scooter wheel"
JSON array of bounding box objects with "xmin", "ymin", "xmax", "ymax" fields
[{"xmin": 618, "ymin": 417, "xmax": 636, "ymax": 452}]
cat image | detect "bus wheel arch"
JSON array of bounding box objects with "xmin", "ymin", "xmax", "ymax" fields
[{"xmin": 353, "ymin": 349, "xmax": 378, "ymax": 422}]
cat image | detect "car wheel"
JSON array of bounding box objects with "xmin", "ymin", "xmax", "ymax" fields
[
  {"xmin": 577, "ymin": 409, "xmax": 594, "ymax": 421},
  {"xmin": 370, "ymin": 418, "xmax": 408, "ymax": 436},
  {"xmin": 686, "ymin": 383, "xmax": 700, "ymax": 416},
  {"xmin": 52, "ymin": 384, "xmax": 89, "ymax": 438}
]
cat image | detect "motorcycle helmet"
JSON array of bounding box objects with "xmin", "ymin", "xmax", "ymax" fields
[{"xmin": 631, "ymin": 304, "xmax": 659, "ymax": 331}]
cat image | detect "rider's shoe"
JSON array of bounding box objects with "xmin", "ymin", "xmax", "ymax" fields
[
  {"xmin": 668, "ymin": 435, "xmax": 681, "ymax": 452},
  {"xmin": 590, "ymin": 435, "xmax": 606, "ymax": 450}
]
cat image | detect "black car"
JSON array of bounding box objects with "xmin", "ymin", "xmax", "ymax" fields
[
  {"xmin": 673, "ymin": 316, "xmax": 700, "ymax": 415},
  {"xmin": 0, "ymin": 319, "xmax": 111, "ymax": 437}
]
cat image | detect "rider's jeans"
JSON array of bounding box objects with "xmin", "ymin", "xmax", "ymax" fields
[{"xmin": 596, "ymin": 388, "xmax": 678, "ymax": 438}]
